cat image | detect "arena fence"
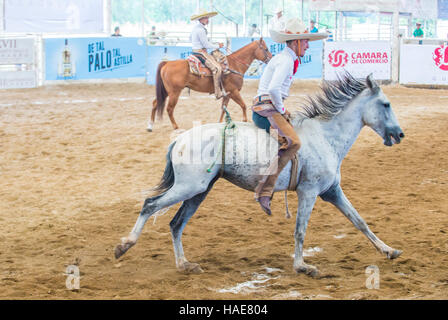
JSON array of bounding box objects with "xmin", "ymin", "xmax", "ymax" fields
[
  {"xmin": 0, "ymin": 35, "xmax": 40, "ymax": 89},
  {"xmin": 2, "ymin": 35, "xmax": 448, "ymax": 88},
  {"xmin": 399, "ymin": 38, "xmax": 448, "ymax": 86}
]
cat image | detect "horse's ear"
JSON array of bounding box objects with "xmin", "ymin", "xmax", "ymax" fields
[
  {"xmin": 366, "ymin": 74, "xmax": 379, "ymax": 93},
  {"xmin": 260, "ymin": 36, "xmax": 263, "ymax": 42}
]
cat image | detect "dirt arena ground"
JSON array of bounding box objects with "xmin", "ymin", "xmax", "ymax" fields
[{"xmin": 1, "ymin": 79, "xmax": 447, "ymax": 300}]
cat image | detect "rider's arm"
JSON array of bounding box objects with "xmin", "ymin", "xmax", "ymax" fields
[{"xmin": 267, "ymin": 59, "xmax": 291, "ymax": 114}]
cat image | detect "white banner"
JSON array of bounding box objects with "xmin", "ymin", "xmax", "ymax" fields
[
  {"xmin": 309, "ymin": 0, "xmax": 337, "ymax": 11},
  {"xmin": 0, "ymin": 71, "xmax": 37, "ymax": 89},
  {"xmin": 0, "ymin": 38, "xmax": 35, "ymax": 64},
  {"xmin": 5, "ymin": 0, "xmax": 104, "ymax": 33},
  {"xmin": 324, "ymin": 41, "xmax": 392, "ymax": 81},
  {"xmin": 400, "ymin": 43, "xmax": 448, "ymax": 85},
  {"xmin": 0, "ymin": 0, "xmax": 4, "ymax": 33},
  {"xmin": 310, "ymin": 0, "xmax": 437, "ymax": 18},
  {"xmin": 310, "ymin": 0, "xmax": 400, "ymax": 12},
  {"xmin": 336, "ymin": 0, "xmax": 400, "ymax": 12},
  {"xmin": 400, "ymin": 0, "xmax": 438, "ymax": 19}
]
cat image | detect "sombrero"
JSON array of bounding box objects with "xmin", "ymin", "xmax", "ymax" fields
[
  {"xmin": 270, "ymin": 18, "xmax": 328, "ymax": 43},
  {"xmin": 191, "ymin": 8, "xmax": 218, "ymax": 21},
  {"xmin": 274, "ymin": 7, "xmax": 283, "ymax": 14}
]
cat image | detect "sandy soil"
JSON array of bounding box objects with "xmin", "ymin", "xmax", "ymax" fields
[{"xmin": 0, "ymin": 80, "xmax": 447, "ymax": 300}]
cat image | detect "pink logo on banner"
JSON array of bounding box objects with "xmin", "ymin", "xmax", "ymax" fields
[
  {"xmin": 433, "ymin": 45, "xmax": 448, "ymax": 71},
  {"xmin": 328, "ymin": 50, "xmax": 349, "ymax": 68}
]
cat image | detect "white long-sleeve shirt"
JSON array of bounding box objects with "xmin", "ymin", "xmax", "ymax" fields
[
  {"xmin": 269, "ymin": 16, "xmax": 286, "ymax": 32},
  {"xmin": 191, "ymin": 22, "xmax": 219, "ymax": 51},
  {"xmin": 256, "ymin": 47, "xmax": 297, "ymax": 114}
]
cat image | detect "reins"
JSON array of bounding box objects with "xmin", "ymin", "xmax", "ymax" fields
[
  {"xmin": 224, "ymin": 40, "xmax": 270, "ymax": 75},
  {"xmin": 206, "ymin": 106, "xmax": 235, "ymax": 177}
]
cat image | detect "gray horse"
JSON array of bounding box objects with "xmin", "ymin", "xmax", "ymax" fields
[{"xmin": 115, "ymin": 74, "xmax": 405, "ymax": 276}]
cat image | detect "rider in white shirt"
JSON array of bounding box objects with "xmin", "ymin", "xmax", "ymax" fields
[
  {"xmin": 269, "ymin": 7, "xmax": 286, "ymax": 32},
  {"xmin": 190, "ymin": 9, "xmax": 225, "ymax": 99},
  {"xmin": 252, "ymin": 19, "xmax": 328, "ymax": 215}
]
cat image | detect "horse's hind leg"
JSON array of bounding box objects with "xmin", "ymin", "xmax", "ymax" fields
[
  {"xmin": 147, "ymin": 99, "xmax": 158, "ymax": 132},
  {"xmin": 114, "ymin": 184, "xmax": 203, "ymax": 259},
  {"xmin": 320, "ymin": 184, "xmax": 402, "ymax": 260},
  {"xmin": 170, "ymin": 177, "xmax": 217, "ymax": 274},
  {"xmin": 167, "ymin": 90, "xmax": 181, "ymax": 130}
]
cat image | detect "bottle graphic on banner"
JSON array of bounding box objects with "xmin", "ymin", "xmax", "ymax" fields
[
  {"xmin": 58, "ymin": 39, "xmax": 76, "ymax": 79},
  {"xmin": 161, "ymin": 47, "xmax": 169, "ymax": 62}
]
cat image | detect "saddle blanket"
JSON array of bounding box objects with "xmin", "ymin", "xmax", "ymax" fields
[{"xmin": 187, "ymin": 50, "xmax": 230, "ymax": 77}]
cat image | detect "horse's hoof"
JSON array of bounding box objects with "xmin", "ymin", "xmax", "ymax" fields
[
  {"xmin": 179, "ymin": 262, "xmax": 203, "ymax": 274},
  {"xmin": 387, "ymin": 249, "xmax": 402, "ymax": 260},
  {"xmin": 294, "ymin": 264, "xmax": 319, "ymax": 277},
  {"xmin": 146, "ymin": 127, "xmax": 153, "ymax": 132},
  {"xmin": 114, "ymin": 239, "xmax": 135, "ymax": 259},
  {"xmin": 114, "ymin": 244, "xmax": 126, "ymax": 259}
]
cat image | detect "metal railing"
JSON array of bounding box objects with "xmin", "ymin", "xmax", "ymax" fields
[{"xmin": 146, "ymin": 31, "xmax": 228, "ymax": 47}]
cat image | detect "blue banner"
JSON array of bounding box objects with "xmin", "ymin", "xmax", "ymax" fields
[
  {"xmin": 439, "ymin": 0, "xmax": 448, "ymax": 19},
  {"xmin": 146, "ymin": 46, "xmax": 193, "ymax": 85},
  {"xmin": 45, "ymin": 37, "xmax": 146, "ymax": 80},
  {"xmin": 230, "ymin": 37, "xmax": 323, "ymax": 79}
]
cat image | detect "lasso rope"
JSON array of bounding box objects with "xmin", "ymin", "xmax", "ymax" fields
[{"xmin": 206, "ymin": 105, "xmax": 236, "ymax": 176}]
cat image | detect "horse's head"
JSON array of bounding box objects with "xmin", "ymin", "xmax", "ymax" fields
[
  {"xmin": 362, "ymin": 74, "xmax": 405, "ymax": 146},
  {"xmin": 254, "ymin": 38, "xmax": 272, "ymax": 64}
]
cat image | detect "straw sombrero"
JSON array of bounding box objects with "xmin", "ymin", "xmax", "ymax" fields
[
  {"xmin": 270, "ymin": 18, "xmax": 328, "ymax": 43},
  {"xmin": 191, "ymin": 8, "xmax": 218, "ymax": 21}
]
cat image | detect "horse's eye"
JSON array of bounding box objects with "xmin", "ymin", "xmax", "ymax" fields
[{"xmin": 384, "ymin": 103, "xmax": 390, "ymax": 108}]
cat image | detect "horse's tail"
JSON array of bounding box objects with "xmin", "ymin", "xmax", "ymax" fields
[
  {"xmin": 155, "ymin": 61, "xmax": 168, "ymax": 120},
  {"xmin": 148, "ymin": 141, "xmax": 176, "ymax": 196}
]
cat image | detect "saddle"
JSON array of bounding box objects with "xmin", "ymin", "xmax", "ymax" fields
[
  {"xmin": 187, "ymin": 50, "xmax": 230, "ymax": 77},
  {"xmin": 187, "ymin": 55, "xmax": 211, "ymax": 77}
]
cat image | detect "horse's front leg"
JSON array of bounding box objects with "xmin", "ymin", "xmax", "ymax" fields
[
  {"xmin": 293, "ymin": 189, "xmax": 319, "ymax": 277},
  {"xmin": 229, "ymin": 90, "xmax": 248, "ymax": 122},
  {"xmin": 320, "ymin": 184, "xmax": 402, "ymax": 259}
]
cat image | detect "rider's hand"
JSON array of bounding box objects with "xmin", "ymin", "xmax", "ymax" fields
[
  {"xmin": 219, "ymin": 43, "xmax": 224, "ymax": 48},
  {"xmin": 284, "ymin": 109, "xmax": 291, "ymax": 121}
]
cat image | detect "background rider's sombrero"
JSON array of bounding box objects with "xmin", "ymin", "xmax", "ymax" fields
[
  {"xmin": 270, "ymin": 18, "xmax": 328, "ymax": 43},
  {"xmin": 191, "ymin": 8, "xmax": 218, "ymax": 21}
]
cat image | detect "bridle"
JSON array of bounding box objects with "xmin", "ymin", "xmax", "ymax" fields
[
  {"xmin": 256, "ymin": 40, "xmax": 271, "ymax": 64},
  {"xmin": 225, "ymin": 40, "xmax": 271, "ymax": 69}
]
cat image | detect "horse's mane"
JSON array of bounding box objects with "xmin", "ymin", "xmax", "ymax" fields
[
  {"xmin": 228, "ymin": 40, "xmax": 257, "ymax": 57},
  {"xmin": 295, "ymin": 72, "xmax": 368, "ymax": 121}
]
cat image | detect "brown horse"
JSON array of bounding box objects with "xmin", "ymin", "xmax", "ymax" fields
[{"xmin": 147, "ymin": 39, "xmax": 272, "ymax": 131}]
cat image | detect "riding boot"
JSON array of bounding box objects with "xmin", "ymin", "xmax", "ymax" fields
[
  {"xmin": 212, "ymin": 70, "xmax": 224, "ymax": 99},
  {"xmin": 255, "ymin": 113, "xmax": 301, "ymax": 212},
  {"xmin": 220, "ymin": 78, "xmax": 228, "ymax": 98}
]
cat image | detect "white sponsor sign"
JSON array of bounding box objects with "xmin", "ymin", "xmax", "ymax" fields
[
  {"xmin": 324, "ymin": 41, "xmax": 391, "ymax": 81},
  {"xmin": 0, "ymin": 71, "xmax": 37, "ymax": 89},
  {"xmin": 0, "ymin": 38, "xmax": 35, "ymax": 64},
  {"xmin": 400, "ymin": 43, "xmax": 448, "ymax": 85},
  {"xmin": 5, "ymin": 0, "xmax": 104, "ymax": 33}
]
